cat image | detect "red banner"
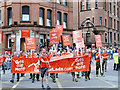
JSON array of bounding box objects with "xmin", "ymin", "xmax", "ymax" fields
[
  {"xmin": 25, "ymin": 37, "xmax": 36, "ymax": 50},
  {"xmin": 11, "ymin": 55, "xmax": 90, "ymax": 73},
  {"xmin": 73, "ymin": 30, "xmax": 82, "ymax": 43},
  {"xmin": 95, "ymin": 35, "xmax": 102, "ymax": 48},
  {"xmin": 0, "ymin": 31, "xmax": 3, "ymax": 44},
  {"xmin": 50, "ymin": 31, "xmax": 59, "ymax": 45},
  {"xmin": 21, "ymin": 29, "xmax": 30, "ymax": 38},
  {"xmin": 49, "ymin": 55, "xmax": 90, "ymax": 73},
  {"xmin": 11, "ymin": 58, "xmax": 39, "ymax": 73},
  {"xmin": 62, "ymin": 35, "xmax": 71, "ymax": 46}
]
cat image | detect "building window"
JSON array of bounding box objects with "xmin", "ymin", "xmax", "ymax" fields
[
  {"xmin": 63, "ymin": 13, "xmax": 67, "ymax": 29},
  {"xmin": 81, "ymin": 1, "xmax": 84, "ymax": 11},
  {"xmin": 117, "ymin": 8, "xmax": 119, "ymax": 17},
  {"xmin": 105, "ymin": 19, "xmax": 107, "ymax": 27},
  {"xmin": 92, "ymin": 17, "xmax": 94, "ymax": 23},
  {"xmin": 100, "ymin": 17, "xmax": 102, "ymax": 26},
  {"xmin": 57, "ymin": 11, "xmax": 61, "ymax": 25},
  {"xmin": 86, "ymin": 33, "xmax": 90, "ymax": 42},
  {"xmin": 110, "ymin": 3, "xmax": 112, "ymax": 13},
  {"xmin": 109, "ymin": 17, "xmax": 112, "ymax": 28},
  {"xmin": 63, "ymin": 0, "xmax": 67, "ymax": 6},
  {"xmin": 0, "ymin": 10, "xmax": 1, "ymax": 26},
  {"xmin": 39, "ymin": 8, "xmax": 44, "ymax": 26},
  {"xmin": 86, "ymin": 0, "xmax": 91, "ymax": 10},
  {"xmin": 8, "ymin": 8, "xmax": 12, "ymax": 25},
  {"xmin": 47, "ymin": 9, "xmax": 52, "ymax": 26},
  {"xmin": 103, "ymin": 0, "xmax": 107, "ymax": 10},
  {"xmin": 114, "ymin": 19, "xmax": 116, "ymax": 29},
  {"xmin": 22, "ymin": 6, "xmax": 29, "ymax": 21},
  {"xmin": 110, "ymin": 32, "xmax": 112, "ymax": 43},
  {"xmin": 7, "ymin": 35, "xmax": 11, "ymax": 48},
  {"xmin": 118, "ymin": 34, "xmax": 119, "ymax": 42},
  {"xmin": 114, "ymin": 33, "xmax": 116, "ymax": 41},
  {"xmin": 117, "ymin": 21, "xmax": 119, "ymax": 30},
  {"xmin": 113, "ymin": 5, "xmax": 116, "ymax": 16},
  {"xmin": 95, "ymin": 0, "xmax": 98, "ymax": 8},
  {"xmin": 57, "ymin": 0, "xmax": 61, "ymax": 4},
  {"xmin": 105, "ymin": 33, "xmax": 107, "ymax": 43}
]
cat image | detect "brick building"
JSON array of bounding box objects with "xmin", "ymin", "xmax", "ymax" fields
[
  {"xmin": 0, "ymin": 0, "xmax": 120, "ymax": 54},
  {"xmin": 0, "ymin": 0, "xmax": 73, "ymax": 54},
  {"xmin": 77, "ymin": 0, "xmax": 120, "ymax": 47}
]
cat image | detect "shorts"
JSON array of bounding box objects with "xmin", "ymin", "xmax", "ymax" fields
[{"xmin": 40, "ymin": 67, "xmax": 49, "ymax": 78}]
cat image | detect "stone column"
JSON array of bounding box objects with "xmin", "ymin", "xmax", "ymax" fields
[
  {"xmin": 35, "ymin": 32, "xmax": 40, "ymax": 52},
  {"xmin": 11, "ymin": 33, "xmax": 16, "ymax": 55}
]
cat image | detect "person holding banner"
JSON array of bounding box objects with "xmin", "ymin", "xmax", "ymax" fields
[
  {"xmin": 39, "ymin": 48, "xmax": 51, "ymax": 89},
  {"xmin": 27, "ymin": 51, "xmax": 39, "ymax": 83},
  {"xmin": 101, "ymin": 49, "xmax": 109, "ymax": 75},
  {"xmin": 10, "ymin": 52, "xmax": 20, "ymax": 83},
  {"xmin": 19, "ymin": 51, "xmax": 26, "ymax": 77},
  {"xmin": 95, "ymin": 50, "xmax": 101, "ymax": 77},
  {"xmin": 84, "ymin": 49, "xmax": 94, "ymax": 81}
]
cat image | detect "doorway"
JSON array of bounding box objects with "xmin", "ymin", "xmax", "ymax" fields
[{"xmin": 20, "ymin": 38, "xmax": 25, "ymax": 51}]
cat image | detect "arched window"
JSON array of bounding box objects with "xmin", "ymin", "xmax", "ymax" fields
[{"xmin": 22, "ymin": 6, "xmax": 29, "ymax": 21}]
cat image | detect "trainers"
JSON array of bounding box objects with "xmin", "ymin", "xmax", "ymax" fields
[
  {"xmin": 32, "ymin": 80, "xmax": 34, "ymax": 83},
  {"xmin": 10, "ymin": 80, "xmax": 14, "ymax": 83},
  {"xmin": 29, "ymin": 77, "xmax": 32, "ymax": 79},
  {"xmin": 47, "ymin": 85, "xmax": 51, "ymax": 89},
  {"xmin": 42, "ymin": 85, "xmax": 45, "ymax": 89},
  {"xmin": 88, "ymin": 77, "xmax": 90, "ymax": 80},
  {"xmin": 75, "ymin": 79, "xmax": 78, "ymax": 82}
]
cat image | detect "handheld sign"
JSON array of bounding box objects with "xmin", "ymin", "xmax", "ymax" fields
[
  {"xmin": 56, "ymin": 25, "xmax": 63, "ymax": 36},
  {"xmin": 0, "ymin": 31, "xmax": 3, "ymax": 44},
  {"xmin": 62, "ymin": 35, "xmax": 71, "ymax": 47},
  {"xmin": 21, "ymin": 29, "xmax": 30, "ymax": 38},
  {"xmin": 73, "ymin": 30, "xmax": 82, "ymax": 43},
  {"xmin": 25, "ymin": 37, "xmax": 36, "ymax": 50},
  {"xmin": 95, "ymin": 35, "xmax": 102, "ymax": 48},
  {"xmin": 50, "ymin": 31, "xmax": 59, "ymax": 45},
  {"xmin": 76, "ymin": 38, "xmax": 85, "ymax": 49}
]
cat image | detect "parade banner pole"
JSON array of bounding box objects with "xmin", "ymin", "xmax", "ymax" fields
[{"xmin": 99, "ymin": 47, "xmax": 103, "ymax": 73}]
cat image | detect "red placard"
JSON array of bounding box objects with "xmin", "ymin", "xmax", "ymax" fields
[
  {"xmin": 95, "ymin": 35, "xmax": 102, "ymax": 48},
  {"xmin": 56, "ymin": 25, "xmax": 63, "ymax": 36},
  {"xmin": 76, "ymin": 38, "xmax": 85, "ymax": 48},
  {"xmin": 0, "ymin": 31, "xmax": 3, "ymax": 44},
  {"xmin": 62, "ymin": 35, "xmax": 71, "ymax": 46},
  {"xmin": 11, "ymin": 58, "xmax": 39, "ymax": 73},
  {"xmin": 21, "ymin": 29, "xmax": 30, "ymax": 38},
  {"xmin": 25, "ymin": 37, "xmax": 36, "ymax": 50},
  {"xmin": 50, "ymin": 31, "xmax": 59, "ymax": 45},
  {"xmin": 73, "ymin": 30, "xmax": 82, "ymax": 43}
]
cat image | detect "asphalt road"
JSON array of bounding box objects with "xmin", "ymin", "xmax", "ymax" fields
[{"xmin": 0, "ymin": 59, "xmax": 119, "ymax": 90}]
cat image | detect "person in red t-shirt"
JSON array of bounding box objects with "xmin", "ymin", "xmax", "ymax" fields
[
  {"xmin": 101, "ymin": 49, "xmax": 109, "ymax": 76},
  {"xmin": 95, "ymin": 50, "xmax": 101, "ymax": 77},
  {"xmin": 39, "ymin": 48, "xmax": 51, "ymax": 89},
  {"xmin": 0, "ymin": 55, "xmax": 6, "ymax": 74}
]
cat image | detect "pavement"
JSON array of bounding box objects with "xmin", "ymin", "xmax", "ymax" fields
[{"xmin": 0, "ymin": 59, "xmax": 119, "ymax": 90}]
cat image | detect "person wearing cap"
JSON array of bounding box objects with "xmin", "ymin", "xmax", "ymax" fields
[
  {"xmin": 39, "ymin": 48, "xmax": 51, "ymax": 89},
  {"xmin": 101, "ymin": 49, "xmax": 109, "ymax": 76}
]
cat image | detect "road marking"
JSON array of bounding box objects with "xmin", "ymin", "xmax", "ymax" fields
[
  {"xmin": 56, "ymin": 78, "xmax": 63, "ymax": 89},
  {"xmin": 10, "ymin": 77, "xmax": 24, "ymax": 90},
  {"xmin": 91, "ymin": 74, "xmax": 118, "ymax": 88}
]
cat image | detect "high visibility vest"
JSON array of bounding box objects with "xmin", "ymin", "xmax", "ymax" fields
[{"xmin": 113, "ymin": 53, "xmax": 119, "ymax": 64}]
